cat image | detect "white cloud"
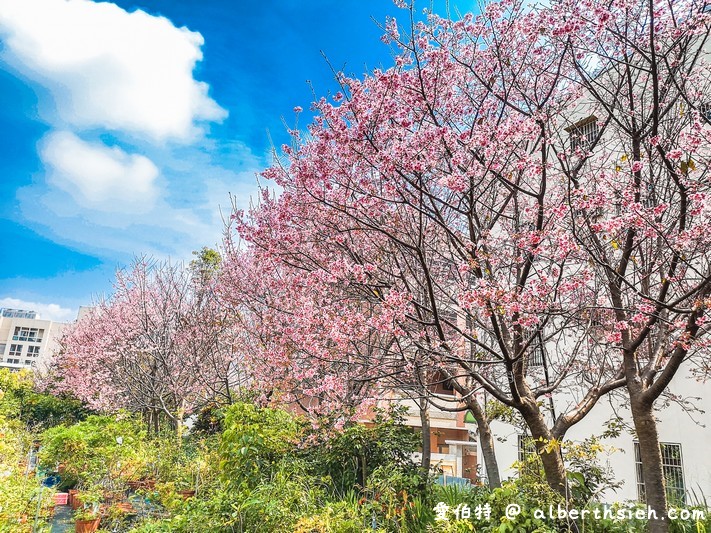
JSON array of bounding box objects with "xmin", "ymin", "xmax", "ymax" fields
[
  {"xmin": 41, "ymin": 131, "xmax": 159, "ymax": 212},
  {"xmin": 17, "ymin": 156, "xmax": 261, "ymax": 260},
  {"xmin": 0, "ymin": 0, "xmax": 263, "ymax": 266},
  {"xmin": 0, "ymin": 298, "xmax": 76, "ymax": 322},
  {"xmin": 0, "ymin": 0, "xmax": 226, "ymax": 141}
]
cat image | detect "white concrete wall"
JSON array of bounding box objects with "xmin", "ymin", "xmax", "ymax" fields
[{"xmin": 478, "ymin": 364, "xmax": 711, "ymax": 504}]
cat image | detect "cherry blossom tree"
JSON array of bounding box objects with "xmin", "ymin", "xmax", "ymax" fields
[
  {"xmin": 223, "ymin": 1, "xmax": 711, "ymax": 523},
  {"xmin": 53, "ymin": 258, "xmax": 243, "ymax": 436},
  {"xmin": 553, "ymin": 0, "xmax": 711, "ymax": 527}
]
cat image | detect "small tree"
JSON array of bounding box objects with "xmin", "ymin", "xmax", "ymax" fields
[{"xmin": 53, "ymin": 258, "xmax": 242, "ymax": 435}]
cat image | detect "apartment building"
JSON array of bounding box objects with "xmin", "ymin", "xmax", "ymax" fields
[
  {"xmin": 0, "ymin": 307, "xmax": 68, "ymax": 371},
  {"xmin": 385, "ymin": 385, "xmax": 479, "ymax": 483}
]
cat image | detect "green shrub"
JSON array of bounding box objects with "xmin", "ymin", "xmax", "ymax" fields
[
  {"xmin": 219, "ymin": 402, "xmax": 305, "ymax": 489},
  {"xmin": 38, "ymin": 413, "xmax": 146, "ymax": 490},
  {"xmin": 306, "ymin": 406, "xmax": 421, "ymax": 495},
  {"xmin": 0, "ymin": 417, "xmax": 53, "ymax": 532},
  {"xmin": 0, "ymin": 368, "xmax": 89, "ymax": 430}
]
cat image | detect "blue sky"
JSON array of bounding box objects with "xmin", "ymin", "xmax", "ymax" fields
[{"xmin": 0, "ymin": 0, "xmax": 473, "ymax": 321}]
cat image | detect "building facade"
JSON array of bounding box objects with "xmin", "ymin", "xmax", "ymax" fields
[
  {"xmin": 482, "ymin": 364, "xmax": 711, "ymax": 504},
  {"xmin": 0, "ymin": 307, "xmax": 68, "ymax": 371}
]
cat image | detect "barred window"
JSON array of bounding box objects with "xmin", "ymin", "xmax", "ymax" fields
[
  {"xmin": 567, "ymin": 116, "xmax": 599, "ymax": 152},
  {"xmin": 634, "ymin": 442, "xmax": 685, "ymax": 505},
  {"xmin": 699, "ymin": 103, "xmax": 711, "ymax": 124},
  {"xmin": 528, "ymin": 335, "xmax": 546, "ymax": 367},
  {"xmin": 518, "ymin": 434, "xmax": 538, "ymax": 463}
]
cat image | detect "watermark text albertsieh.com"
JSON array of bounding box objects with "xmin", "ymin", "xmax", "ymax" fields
[{"xmin": 433, "ymin": 502, "xmax": 707, "ymax": 523}]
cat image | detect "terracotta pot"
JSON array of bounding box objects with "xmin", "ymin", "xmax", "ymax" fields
[
  {"xmin": 75, "ymin": 518, "xmax": 100, "ymax": 533},
  {"xmin": 71, "ymin": 495, "xmax": 83, "ymax": 510},
  {"xmin": 178, "ymin": 489, "xmax": 196, "ymax": 500},
  {"xmin": 68, "ymin": 489, "xmax": 79, "ymax": 506}
]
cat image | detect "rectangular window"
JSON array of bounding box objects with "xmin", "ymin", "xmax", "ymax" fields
[
  {"xmin": 9, "ymin": 344, "xmax": 22, "ymax": 357},
  {"xmin": 27, "ymin": 346, "xmax": 40, "ymax": 357},
  {"xmin": 529, "ymin": 335, "xmax": 546, "ymax": 367},
  {"xmin": 567, "ymin": 116, "xmax": 599, "ymax": 152},
  {"xmin": 12, "ymin": 327, "xmax": 43, "ymax": 342},
  {"xmin": 518, "ymin": 434, "xmax": 538, "ymax": 463},
  {"xmin": 24, "ymin": 360, "xmax": 32, "ymax": 366},
  {"xmin": 634, "ymin": 442, "xmax": 685, "ymax": 505},
  {"xmin": 3, "ymin": 309, "xmax": 36, "ymax": 319}
]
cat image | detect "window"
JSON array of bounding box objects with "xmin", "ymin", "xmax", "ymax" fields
[
  {"xmin": 699, "ymin": 103, "xmax": 711, "ymax": 123},
  {"xmin": 567, "ymin": 116, "xmax": 599, "ymax": 151},
  {"xmin": 528, "ymin": 334, "xmax": 546, "ymax": 367},
  {"xmin": 9, "ymin": 344, "xmax": 22, "ymax": 357},
  {"xmin": 518, "ymin": 434, "xmax": 538, "ymax": 463},
  {"xmin": 24, "ymin": 360, "xmax": 33, "ymax": 366},
  {"xmin": 1, "ymin": 309, "xmax": 36, "ymax": 319},
  {"xmin": 634, "ymin": 442, "xmax": 685, "ymax": 505},
  {"xmin": 12, "ymin": 327, "xmax": 43, "ymax": 342},
  {"xmin": 27, "ymin": 346, "xmax": 40, "ymax": 357}
]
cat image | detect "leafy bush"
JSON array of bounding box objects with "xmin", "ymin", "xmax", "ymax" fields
[
  {"xmin": 0, "ymin": 417, "xmax": 53, "ymax": 532},
  {"xmin": 307, "ymin": 406, "xmax": 421, "ymax": 495},
  {"xmin": 219, "ymin": 402, "xmax": 305, "ymax": 489},
  {"xmin": 38, "ymin": 413, "xmax": 146, "ymax": 490},
  {"xmin": 0, "ymin": 368, "xmax": 89, "ymax": 430}
]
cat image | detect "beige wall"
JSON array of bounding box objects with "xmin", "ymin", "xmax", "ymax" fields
[{"xmin": 0, "ymin": 311, "xmax": 68, "ymax": 371}]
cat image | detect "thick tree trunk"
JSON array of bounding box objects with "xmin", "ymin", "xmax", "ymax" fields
[
  {"xmin": 630, "ymin": 395, "xmax": 668, "ymax": 533},
  {"xmin": 419, "ymin": 400, "xmax": 432, "ymax": 480},
  {"xmin": 521, "ymin": 404, "xmax": 567, "ymax": 496},
  {"xmin": 464, "ymin": 397, "xmax": 501, "ymax": 488},
  {"xmin": 478, "ymin": 417, "xmax": 501, "ymax": 489}
]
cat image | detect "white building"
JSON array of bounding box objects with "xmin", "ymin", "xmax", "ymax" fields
[
  {"xmin": 0, "ymin": 307, "xmax": 70, "ymax": 371},
  {"xmin": 483, "ymin": 364, "xmax": 711, "ymax": 504}
]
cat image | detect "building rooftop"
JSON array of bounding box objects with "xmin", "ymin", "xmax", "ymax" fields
[{"xmin": 0, "ymin": 308, "xmax": 38, "ymax": 320}]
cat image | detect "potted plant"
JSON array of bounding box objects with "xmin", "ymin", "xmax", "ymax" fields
[
  {"xmin": 74, "ymin": 507, "xmax": 101, "ymax": 533},
  {"xmin": 73, "ymin": 485, "xmax": 102, "ymax": 532},
  {"xmin": 175, "ymin": 466, "xmax": 198, "ymax": 499},
  {"xmin": 100, "ymin": 502, "xmax": 134, "ymax": 531}
]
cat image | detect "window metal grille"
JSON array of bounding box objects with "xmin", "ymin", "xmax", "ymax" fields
[
  {"xmin": 699, "ymin": 103, "xmax": 711, "ymax": 123},
  {"xmin": 634, "ymin": 442, "xmax": 685, "ymax": 505},
  {"xmin": 569, "ymin": 117, "xmax": 600, "ymax": 151},
  {"xmin": 529, "ymin": 339, "xmax": 546, "ymax": 367},
  {"xmin": 518, "ymin": 434, "xmax": 538, "ymax": 463}
]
